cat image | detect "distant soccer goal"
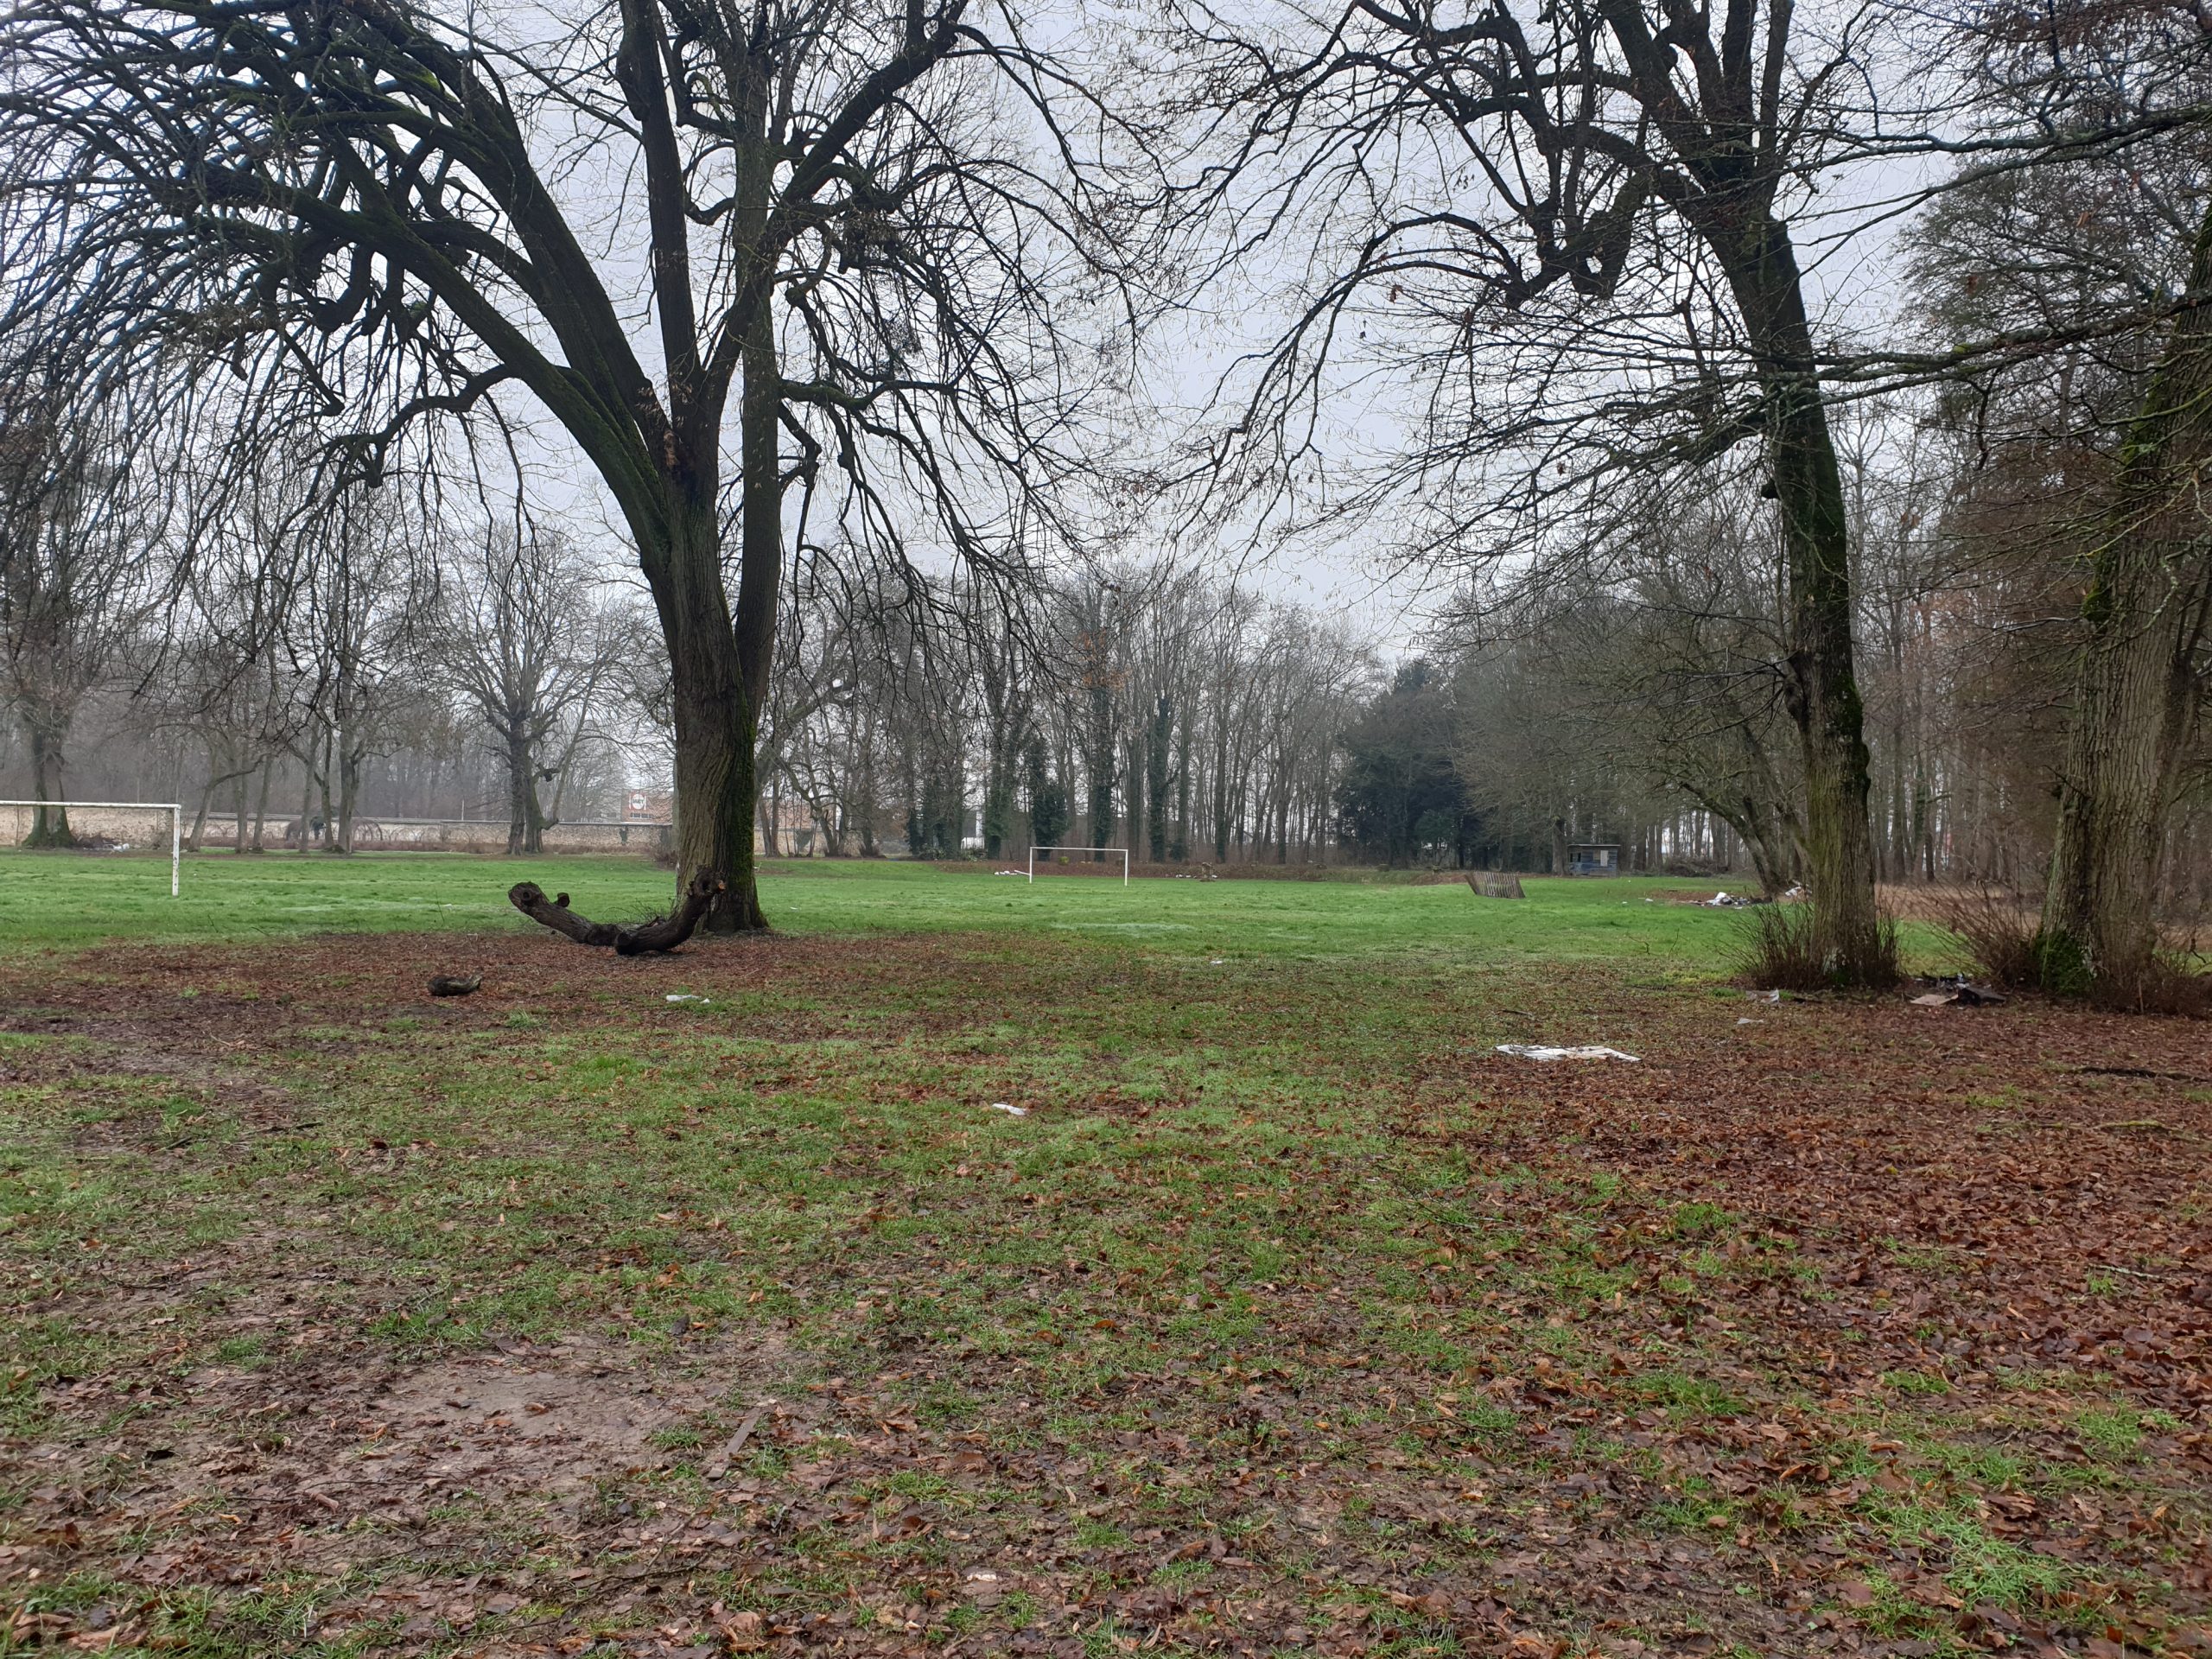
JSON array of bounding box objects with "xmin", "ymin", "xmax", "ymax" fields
[
  {"xmin": 1027, "ymin": 845, "xmax": 1129, "ymax": 886},
  {"xmin": 1, "ymin": 800, "xmax": 181, "ymax": 896}
]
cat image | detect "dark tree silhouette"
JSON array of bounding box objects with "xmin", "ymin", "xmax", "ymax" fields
[{"xmin": 1, "ymin": 0, "xmax": 1154, "ymax": 927}]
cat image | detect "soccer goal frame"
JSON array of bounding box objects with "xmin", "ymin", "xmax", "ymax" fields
[
  {"xmin": 1027, "ymin": 845, "xmax": 1129, "ymax": 886},
  {"xmin": 1, "ymin": 800, "xmax": 181, "ymax": 896}
]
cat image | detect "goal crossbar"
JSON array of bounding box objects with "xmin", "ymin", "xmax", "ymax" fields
[
  {"xmin": 1027, "ymin": 844, "xmax": 1129, "ymax": 886},
  {"xmin": 1, "ymin": 800, "xmax": 181, "ymax": 896}
]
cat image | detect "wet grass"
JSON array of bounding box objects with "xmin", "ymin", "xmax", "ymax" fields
[{"xmin": 0, "ymin": 847, "xmax": 1897, "ymax": 965}]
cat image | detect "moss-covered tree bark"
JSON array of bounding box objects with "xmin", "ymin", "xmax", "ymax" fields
[{"xmin": 2039, "ymin": 203, "xmax": 2212, "ymax": 996}]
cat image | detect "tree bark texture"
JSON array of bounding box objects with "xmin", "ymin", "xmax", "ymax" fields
[
  {"xmin": 1711, "ymin": 212, "xmax": 1887, "ymax": 982},
  {"xmin": 2039, "ymin": 201, "xmax": 2212, "ymax": 995},
  {"xmin": 504, "ymin": 722, "xmax": 548, "ymax": 856},
  {"xmin": 646, "ymin": 496, "xmax": 767, "ymax": 934},
  {"xmin": 1146, "ymin": 696, "xmax": 1171, "ymax": 862},
  {"xmin": 22, "ymin": 723, "xmax": 73, "ymax": 847},
  {"xmin": 509, "ymin": 873, "xmax": 725, "ymax": 954}
]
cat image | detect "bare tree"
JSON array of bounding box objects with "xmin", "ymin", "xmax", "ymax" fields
[
  {"xmin": 0, "ymin": 366, "xmax": 161, "ymax": 844},
  {"xmin": 284, "ymin": 493, "xmax": 441, "ymax": 852},
  {"xmin": 1172, "ymin": 0, "xmax": 1916, "ymax": 976},
  {"xmin": 438, "ymin": 526, "xmax": 623, "ymax": 855},
  {"xmin": 2, "ymin": 0, "xmax": 1157, "ymax": 928}
]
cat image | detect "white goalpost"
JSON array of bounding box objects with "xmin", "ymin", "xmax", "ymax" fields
[
  {"xmin": 1027, "ymin": 844, "xmax": 1129, "ymax": 886},
  {"xmin": 2, "ymin": 800, "xmax": 182, "ymax": 896}
]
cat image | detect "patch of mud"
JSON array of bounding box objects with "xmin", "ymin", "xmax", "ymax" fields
[
  {"xmin": 357, "ymin": 1339, "xmax": 772, "ymax": 1496},
  {"xmin": 20, "ymin": 1330, "xmax": 798, "ymax": 1573}
]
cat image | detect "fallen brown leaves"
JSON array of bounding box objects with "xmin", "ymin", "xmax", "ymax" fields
[{"xmin": 0, "ymin": 931, "xmax": 2207, "ymax": 1658}]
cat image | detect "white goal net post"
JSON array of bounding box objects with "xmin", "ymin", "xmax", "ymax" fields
[
  {"xmin": 1, "ymin": 800, "xmax": 182, "ymax": 896},
  {"xmin": 1027, "ymin": 844, "xmax": 1129, "ymax": 886}
]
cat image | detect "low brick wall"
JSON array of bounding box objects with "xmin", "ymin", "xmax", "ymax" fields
[{"xmin": 3, "ymin": 805, "xmax": 673, "ymax": 855}]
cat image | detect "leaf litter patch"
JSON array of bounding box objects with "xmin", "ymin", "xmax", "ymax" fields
[{"xmin": 1, "ymin": 928, "xmax": 2209, "ymax": 1658}]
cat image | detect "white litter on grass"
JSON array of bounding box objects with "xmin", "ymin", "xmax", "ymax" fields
[
  {"xmin": 1209, "ymin": 958, "xmax": 1224, "ymax": 965},
  {"xmin": 1495, "ymin": 1043, "xmax": 1640, "ymax": 1064},
  {"xmin": 988, "ymin": 1102, "xmax": 1030, "ymax": 1116},
  {"xmin": 1737, "ymin": 1017, "xmax": 1764, "ymax": 1026},
  {"xmin": 665, "ymin": 993, "xmax": 710, "ymax": 1005},
  {"xmin": 994, "ymin": 868, "xmax": 1025, "ymax": 876}
]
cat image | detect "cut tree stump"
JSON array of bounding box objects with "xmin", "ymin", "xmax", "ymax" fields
[
  {"xmin": 1467, "ymin": 871, "xmax": 1525, "ymax": 899},
  {"xmin": 508, "ymin": 874, "xmax": 726, "ymax": 956}
]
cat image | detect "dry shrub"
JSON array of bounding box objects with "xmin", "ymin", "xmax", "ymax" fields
[
  {"xmin": 1932, "ymin": 884, "xmax": 2211, "ymax": 1014},
  {"xmin": 2096, "ymin": 951, "xmax": 2212, "ymax": 1017},
  {"xmin": 1930, "ymin": 883, "xmax": 2043, "ymax": 989},
  {"xmin": 1737, "ymin": 902, "xmax": 1899, "ymax": 991}
]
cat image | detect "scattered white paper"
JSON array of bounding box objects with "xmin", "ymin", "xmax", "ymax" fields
[
  {"xmin": 1494, "ymin": 1043, "xmax": 1640, "ymax": 1063},
  {"xmin": 988, "ymin": 1102, "xmax": 1030, "ymax": 1116},
  {"xmin": 665, "ymin": 993, "xmax": 710, "ymax": 1004}
]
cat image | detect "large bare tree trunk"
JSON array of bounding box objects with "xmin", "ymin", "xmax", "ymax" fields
[
  {"xmin": 504, "ymin": 721, "xmax": 535, "ymax": 856},
  {"xmin": 1718, "ymin": 213, "xmax": 1887, "ymax": 982},
  {"xmin": 2040, "ymin": 204, "xmax": 2212, "ymax": 996},
  {"xmin": 646, "ymin": 492, "xmax": 766, "ymax": 933},
  {"xmin": 250, "ymin": 759, "xmax": 270, "ymax": 853},
  {"xmin": 23, "ymin": 722, "xmax": 73, "ymax": 847}
]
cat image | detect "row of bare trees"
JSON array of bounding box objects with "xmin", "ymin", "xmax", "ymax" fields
[
  {"xmin": 758, "ymin": 560, "xmax": 1376, "ymax": 865},
  {"xmin": 0, "ymin": 405, "xmax": 652, "ymax": 855}
]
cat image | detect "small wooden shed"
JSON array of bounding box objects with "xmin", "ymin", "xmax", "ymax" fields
[{"xmin": 1567, "ymin": 843, "xmax": 1621, "ymax": 876}]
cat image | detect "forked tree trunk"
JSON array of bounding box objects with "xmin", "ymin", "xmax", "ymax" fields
[{"xmin": 2040, "ymin": 201, "xmax": 2212, "ymax": 997}]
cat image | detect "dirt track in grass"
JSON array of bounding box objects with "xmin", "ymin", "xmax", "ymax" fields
[{"xmin": 1, "ymin": 928, "xmax": 2208, "ymax": 1658}]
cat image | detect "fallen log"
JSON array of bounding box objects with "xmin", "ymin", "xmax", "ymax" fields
[{"xmin": 508, "ymin": 873, "xmax": 726, "ymax": 956}]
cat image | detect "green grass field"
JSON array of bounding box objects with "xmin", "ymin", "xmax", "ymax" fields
[
  {"xmin": 1, "ymin": 854, "xmax": 2204, "ymax": 1659},
  {"xmin": 0, "ymin": 848, "xmax": 1775, "ymax": 965}
]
